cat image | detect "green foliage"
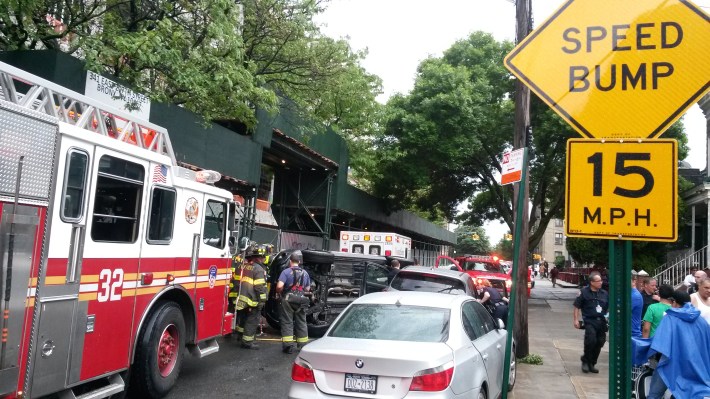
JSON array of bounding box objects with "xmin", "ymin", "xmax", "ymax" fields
[
  {"xmin": 518, "ymin": 353, "xmax": 543, "ymax": 365},
  {"xmin": 454, "ymin": 225, "xmax": 491, "ymax": 255},
  {"xmin": 554, "ymin": 256, "xmax": 565, "ymax": 268},
  {"xmin": 494, "ymin": 236, "xmax": 514, "ymax": 260},
  {"xmin": 0, "ymin": 0, "xmax": 382, "ymax": 135},
  {"xmin": 365, "ymin": 32, "xmax": 514, "ymax": 220},
  {"xmin": 566, "ymin": 238, "xmax": 667, "ymax": 270}
]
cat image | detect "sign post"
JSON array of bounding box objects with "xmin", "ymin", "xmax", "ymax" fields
[{"xmin": 501, "ymin": 148, "xmax": 527, "ymax": 399}]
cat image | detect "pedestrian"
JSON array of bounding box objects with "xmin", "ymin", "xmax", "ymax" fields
[
  {"xmin": 550, "ymin": 265, "xmax": 560, "ymax": 288},
  {"xmin": 640, "ymin": 277, "xmax": 660, "ymax": 317},
  {"xmin": 636, "ymin": 270, "xmax": 649, "ymax": 290},
  {"xmin": 642, "ymin": 284, "xmax": 673, "ymax": 338},
  {"xmin": 683, "ymin": 266, "xmax": 699, "ymax": 289},
  {"xmin": 478, "ymin": 279, "xmax": 509, "ymax": 326},
  {"xmin": 690, "ymin": 277, "xmax": 710, "ymax": 324},
  {"xmin": 234, "ymin": 243, "xmax": 269, "ymax": 349},
  {"xmin": 645, "ymin": 290, "xmax": 710, "ymax": 399},
  {"xmin": 539, "ymin": 263, "xmax": 546, "ymax": 280},
  {"xmin": 387, "ymin": 259, "xmax": 401, "ymax": 284},
  {"xmin": 631, "ymin": 270, "xmax": 643, "ymax": 338},
  {"xmin": 573, "ymin": 271, "xmax": 609, "ymax": 374},
  {"xmin": 275, "ymin": 250, "xmax": 311, "ymax": 354},
  {"xmin": 688, "ymin": 270, "xmax": 707, "ymax": 295}
]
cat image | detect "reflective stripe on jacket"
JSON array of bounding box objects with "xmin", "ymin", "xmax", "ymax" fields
[{"xmin": 233, "ymin": 261, "xmax": 267, "ymax": 310}]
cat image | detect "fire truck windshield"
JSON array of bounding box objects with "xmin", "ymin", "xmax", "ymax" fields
[{"xmin": 462, "ymin": 261, "xmax": 502, "ymax": 273}]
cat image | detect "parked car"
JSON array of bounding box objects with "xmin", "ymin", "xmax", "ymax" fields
[
  {"xmin": 288, "ymin": 291, "xmax": 516, "ymax": 399},
  {"xmin": 264, "ymin": 249, "xmax": 410, "ymax": 337},
  {"xmin": 388, "ymin": 266, "xmax": 480, "ymax": 298}
]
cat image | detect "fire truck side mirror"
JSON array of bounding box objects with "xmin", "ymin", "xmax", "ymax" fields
[
  {"xmin": 227, "ymin": 202, "xmax": 236, "ymax": 231},
  {"xmin": 228, "ymin": 236, "xmax": 237, "ymax": 256},
  {"xmin": 239, "ymin": 237, "xmax": 250, "ymax": 251}
]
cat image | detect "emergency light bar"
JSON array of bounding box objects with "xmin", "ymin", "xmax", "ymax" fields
[{"xmin": 195, "ymin": 170, "xmax": 221, "ymax": 184}]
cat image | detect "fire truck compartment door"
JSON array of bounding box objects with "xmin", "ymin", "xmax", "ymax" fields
[
  {"xmin": 0, "ymin": 205, "xmax": 41, "ymax": 396},
  {"xmin": 31, "ymin": 298, "xmax": 76, "ymax": 398}
]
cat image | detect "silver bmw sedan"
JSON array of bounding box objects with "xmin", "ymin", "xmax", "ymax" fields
[{"xmin": 288, "ymin": 291, "xmax": 516, "ymax": 398}]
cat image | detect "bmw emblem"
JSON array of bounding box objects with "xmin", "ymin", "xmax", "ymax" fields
[{"xmin": 355, "ymin": 359, "xmax": 364, "ymax": 369}]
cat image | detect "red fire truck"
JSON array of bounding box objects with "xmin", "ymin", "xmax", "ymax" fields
[
  {"xmin": 435, "ymin": 254, "xmax": 533, "ymax": 297},
  {"xmin": 0, "ymin": 62, "xmax": 237, "ymax": 398}
]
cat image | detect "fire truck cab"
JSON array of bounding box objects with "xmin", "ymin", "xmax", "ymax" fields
[
  {"xmin": 0, "ymin": 62, "xmax": 237, "ymax": 398},
  {"xmin": 435, "ymin": 254, "xmax": 533, "ymax": 297}
]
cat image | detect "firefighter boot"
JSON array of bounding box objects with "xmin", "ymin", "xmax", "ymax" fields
[{"xmin": 241, "ymin": 342, "xmax": 260, "ymax": 350}]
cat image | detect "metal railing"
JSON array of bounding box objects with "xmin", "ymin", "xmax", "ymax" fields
[{"xmin": 653, "ymin": 246, "xmax": 707, "ymax": 287}]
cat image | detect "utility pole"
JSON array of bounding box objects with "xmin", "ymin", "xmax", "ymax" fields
[{"xmin": 512, "ymin": 0, "xmax": 532, "ymax": 358}]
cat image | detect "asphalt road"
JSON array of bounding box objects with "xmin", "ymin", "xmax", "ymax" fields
[
  {"xmin": 160, "ymin": 276, "xmax": 579, "ymax": 399},
  {"xmin": 164, "ymin": 326, "xmax": 295, "ymax": 399}
]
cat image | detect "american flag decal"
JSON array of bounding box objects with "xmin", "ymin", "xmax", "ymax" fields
[{"xmin": 153, "ymin": 164, "xmax": 167, "ymax": 183}]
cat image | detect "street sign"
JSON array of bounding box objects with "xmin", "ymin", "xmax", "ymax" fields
[
  {"xmin": 500, "ymin": 148, "xmax": 525, "ymax": 185},
  {"xmin": 504, "ymin": 0, "xmax": 710, "ymax": 139},
  {"xmin": 565, "ymin": 139, "xmax": 677, "ymax": 241}
]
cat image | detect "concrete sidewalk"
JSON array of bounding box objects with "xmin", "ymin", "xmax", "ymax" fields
[{"xmin": 510, "ymin": 278, "xmax": 609, "ymax": 399}]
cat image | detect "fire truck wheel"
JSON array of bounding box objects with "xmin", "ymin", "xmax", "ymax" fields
[{"xmin": 132, "ymin": 302, "xmax": 186, "ymax": 398}]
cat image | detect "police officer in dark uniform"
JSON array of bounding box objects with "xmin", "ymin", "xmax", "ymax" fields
[{"xmin": 573, "ymin": 271, "xmax": 609, "ymax": 374}]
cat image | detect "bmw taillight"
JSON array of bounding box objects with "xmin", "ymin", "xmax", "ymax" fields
[
  {"xmin": 409, "ymin": 362, "xmax": 454, "ymax": 391},
  {"xmin": 291, "ymin": 358, "xmax": 315, "ymax": 383}
]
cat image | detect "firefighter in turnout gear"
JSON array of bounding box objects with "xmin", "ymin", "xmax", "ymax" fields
[
  {"xmin": 228, "ymin": 253, "xmax": 245, "ymax": 315},
  {"xmin": 234, "ymin": 243, "xmax": 270, "ymax": 349},
  {"xmin": 276, "ymin": 250, "xmax": 311, "ymax": 354}
]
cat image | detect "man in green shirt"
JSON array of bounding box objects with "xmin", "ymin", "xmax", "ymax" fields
[{"xmin": 642, "ymin": 284, "xmax": 674, "ymax": 338}]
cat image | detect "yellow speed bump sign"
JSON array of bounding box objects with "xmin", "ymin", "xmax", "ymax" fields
[
  {"xmin": 565, "ymin": 139, "xmax": 677, "ymax": 241},
  {"xmin": 505, "ymin": 0, "xmax": 710, "ymax": 139}
]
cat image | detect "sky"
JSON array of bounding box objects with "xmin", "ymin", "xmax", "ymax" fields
[{"xmin": 316, "ymin": 0, "xmax": 710, "ymax": 242}]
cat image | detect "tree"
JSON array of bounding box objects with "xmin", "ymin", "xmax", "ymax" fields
[
  {"xmin": 453, "ymin": 225, "xmax": 490, "ymax": 255},
  {"xmin": 494, "ymin": 236, "xmax": 514, "ymax": 261},
  {"xmin": 0, "ymin": 0, "xmax": 382, "ymax": 134},
  {"xmin": 368, "ymin": 32, "xmax": 514, "ymax": 220},
  {"xmin": 366, "ymin": 31, "xmax": 690, "ymax": 255}
]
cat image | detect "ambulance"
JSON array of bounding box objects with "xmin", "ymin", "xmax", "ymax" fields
[{"xmin": 338, "ymin": 232, "xmax": 412, "ymax": 260}]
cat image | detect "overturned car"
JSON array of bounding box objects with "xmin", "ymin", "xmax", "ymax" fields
[{"xmin": 263, "ymin": 249, "xmax": 409, "ymax": 337}]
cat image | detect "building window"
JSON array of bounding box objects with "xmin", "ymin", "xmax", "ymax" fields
[
  {"xmin": 554, "ymin": 233, "xmax": 563, "ymax": 245},
  {"xmin": 555, "ymin": 251, "xmax": 563, "ymax": 258},
  {"xmin": 554, "ymin": 219, "xmax": 564, "ymax": 227}
]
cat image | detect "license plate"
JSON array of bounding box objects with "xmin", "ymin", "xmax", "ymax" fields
[{"xmin": 344, "ymin": 373, "xmax": 377, "ymax": 394}]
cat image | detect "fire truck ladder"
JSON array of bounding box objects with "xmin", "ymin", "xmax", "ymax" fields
[{"xmin": 0, "ymin": 61, "xmax": 177, "ymax": 165}]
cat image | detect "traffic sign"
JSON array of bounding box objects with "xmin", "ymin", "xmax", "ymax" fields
[
  {"xmin": 500, "ymin": 148, "xmax": 525, "ymax": 185},
  {"xmin": 565, "ymin": 139, "xmax": 677, "ymax": 241},
  {"xmin": 504, "ymin": 0, "xmax": 710, "ymax": 139}
]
